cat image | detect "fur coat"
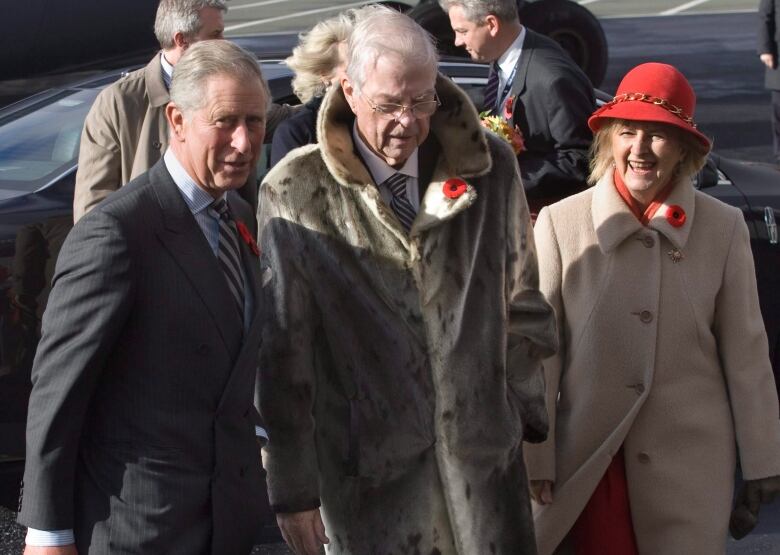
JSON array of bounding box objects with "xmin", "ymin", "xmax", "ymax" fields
[
  {"xmin": 257, "ymin": 74, "xmax": 557, "ymax": 555},
  {"xmin": 525, "ymin": 173, "xmax": 780, "ymax": 554}
]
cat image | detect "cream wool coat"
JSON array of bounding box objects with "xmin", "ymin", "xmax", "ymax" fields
[
  {"xmin": 525, "ymin": 172, "xmax": 780, "ymax": 554},
  {"xmin": 258, "ymin": 75, "xmax": 557, "ymax": 555}
]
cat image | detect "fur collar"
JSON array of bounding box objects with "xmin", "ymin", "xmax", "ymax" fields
[
  {"xmin": 316, "ymin": 73, "xmax": 492, "ymax": 189},
  {"xmin": 314, "ymin": 73, "xmax": 492, "ymax": 239}
]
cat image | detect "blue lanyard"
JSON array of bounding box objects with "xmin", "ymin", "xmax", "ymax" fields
[{"xmin": 497, "ymin": 62, "xmax": 518, "ymax": 113}]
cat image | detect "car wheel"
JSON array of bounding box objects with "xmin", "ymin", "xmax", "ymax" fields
[
  {"xmin": 520, "ymin": 0, "xmax": 608, "ymax": 87},
  {"xmin": 377, "ymin": 1, "xmax": 414, "ymax": 13},
  {"xmin": 407, "ymin": 1, "xmax": 465, "ymax": 57}
]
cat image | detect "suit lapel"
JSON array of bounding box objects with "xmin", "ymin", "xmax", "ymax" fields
[
  {"xmin": 151, "ymin": 162, "xmax": 243, "ymax": 353},
  {"xmin": 508, "ymin": 29, "xmax": 534, "ymax": 101}
]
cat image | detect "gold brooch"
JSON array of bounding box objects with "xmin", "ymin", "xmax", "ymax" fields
[{"xmin": 667, "ymin": 249, "xmax": 684, "ymax": 263}]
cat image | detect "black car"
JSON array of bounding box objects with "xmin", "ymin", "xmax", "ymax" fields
[{"xmin": 0, "ymin": 38, "xmax": 778, "ymax": 536}]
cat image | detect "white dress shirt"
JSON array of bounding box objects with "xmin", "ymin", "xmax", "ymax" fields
[
  {"xmin": 495, "ymin": 26, "xmax": 527, "ymax": 110},
  {"xmin": 160, "ymin": 51, "xmax": 174, "ymax": 90}
]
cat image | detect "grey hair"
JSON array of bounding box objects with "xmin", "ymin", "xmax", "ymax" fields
[
  {"xmin": 287, "ymin": 9, "xmax": 359, "ymax": 103},
  {"xmin": 588, "ymin": 119, "xmax": 711, "ymax": 186},
  {"xmin": 346, "ymin": 5, "xmax": 438, "ymax": 94},
  {"xmin": 154, "ymin": 0, "xmax": 227, "ymax": 50},
  {"xmin": 170, "ymin": 40, "xmax": 268, "ymax": 116},
  {"xmin": 437, "ymin": 0, "xmax": 518, "ymax": 23}
]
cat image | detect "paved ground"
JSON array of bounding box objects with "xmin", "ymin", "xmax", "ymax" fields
[
  {"xmin": 601, "ymin": 11, "xmax": 775, "ymax": 164},
  {"xmin": 221, "ymin": 0, "xmax": 759, "ymax": 35}
]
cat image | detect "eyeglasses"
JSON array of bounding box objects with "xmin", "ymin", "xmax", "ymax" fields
[{"xmin": 362, "ymin": 93, "xmax": 441, "ymax": 120}]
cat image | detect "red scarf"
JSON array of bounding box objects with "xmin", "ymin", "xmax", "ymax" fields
[{"xmin": 613, "ymin": 168, "xmax": 675, "ymax": 226}]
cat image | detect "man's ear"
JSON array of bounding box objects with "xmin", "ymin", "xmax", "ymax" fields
[
  {"xmin": 166, "ymin": 102, "xmax": 186, "ymax": 142},
  {"xmin": 173, "ymin": 30, "xmax": 189, "ymax": 51},
  {"xmin": 341, "ymin": 76, "xmax": 358, "ymax": 114},
  {"xmin": 486, "ymin": 14, "xmax": 501, "ymax": 37}
]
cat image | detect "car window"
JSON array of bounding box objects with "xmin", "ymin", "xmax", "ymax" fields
[
  {"xmin": 0, "ymin": 89, "xmax": 99, "ymax": 193},
  {"xmin": 451, "ymin": 78, "xmax": 488, "ymax": 109}
]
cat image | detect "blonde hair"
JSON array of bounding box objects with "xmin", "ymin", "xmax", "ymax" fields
[
  {"xmin": 588, "ymin": 119, "xmax": 711, "ymax": 186},
  {"xmin": 287, "ymin": 10, "xmax": 358, "ymax": 103}
]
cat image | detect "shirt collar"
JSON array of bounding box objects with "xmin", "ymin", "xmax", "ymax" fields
[
  {"xmin": 352, "ymin": 121, "xmax": 419, "ymax": 185},
  {"xmin": 163, "ymin": 149, "xmax": 223, "ymax": 215},
  {"xmin": 160, "ymin": 52, "xmax": 174, "ymax": 89},
  {"xmin": 496, "ymin": 25, "xmax": 526, "ymax": 78}
]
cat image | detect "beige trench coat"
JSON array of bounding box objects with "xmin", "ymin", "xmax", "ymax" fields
[
  {"xmin": 525, "ymin": 173, "xmax": 780, "ymax": 554},
  {"xmin": 73, "ymin": 53, "xmax": 294, "ymax": 221},
  {"xmin": 74, "ymin": 55, "xmax": 169, "ymax": 221}
]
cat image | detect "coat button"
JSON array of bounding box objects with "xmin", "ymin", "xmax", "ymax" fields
[
  {"xmin": 643, "ymin": 235, "xmax": 655, "ymax": 248},
  {"xmin": 637, "ymin": 452, "xmax": 651, "ymax": 464},
  {"xmin": 197, "ymin": 344, "xmax": 210, "ymax": 355},
  {"xmin": 239, "ymin": 466, "xmax": 247, "ymax": 478},
  {"xmin": 639, "ymin": 310, "xmax": 653, "ymax": 323}
]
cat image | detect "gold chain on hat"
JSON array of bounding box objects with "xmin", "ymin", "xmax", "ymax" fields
[{"xmin": 599, "ymin": 92, "xmax": 697, "ymax": 127}]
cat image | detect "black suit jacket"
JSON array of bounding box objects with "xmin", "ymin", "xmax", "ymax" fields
[
  {"xmin": 504, "ymin": 29, "xmax": 595, "ymax": 199},
  {"xmin": 759, "ymin": 0, "xmax": 780, "ymax": 90},
  {"xmin": 18, "ymin": 160, "xmax": 265, "ymax": 554},
  {"xmin": 269, "ymin": 95, "xmax": 323, "ymax": 168}
]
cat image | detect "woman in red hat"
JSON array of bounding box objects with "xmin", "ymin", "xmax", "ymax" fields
[{"xmin": 524, "ymin": 62, "xmax": 780, "ymax": 554}]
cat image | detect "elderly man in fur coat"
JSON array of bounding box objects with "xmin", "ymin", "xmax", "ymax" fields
[{"xmin": 256, "ymin": 6, "xmax": 557, "ymax": 555}]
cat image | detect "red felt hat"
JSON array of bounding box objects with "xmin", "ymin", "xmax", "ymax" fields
[{"xmin": 588, "ymin": 62, "xmax": 711, "ymax": 149}]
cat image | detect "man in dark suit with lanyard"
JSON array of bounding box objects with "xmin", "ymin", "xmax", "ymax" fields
[
  {"xmin": 441, "ymin": 0, "xmax": 594, "ymax": 207},
  {"xmin": 19, "ymin": 40, "xmax": 267, "ymax": 554}
]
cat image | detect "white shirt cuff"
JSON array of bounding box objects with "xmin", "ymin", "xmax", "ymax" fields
[
  {"xmin": 255, "ymin": 425, "xmax": 268, "ymax": 440},
  {"xmin": 26, "ymin": 527, "xmax": 75, "ymax": 546}
]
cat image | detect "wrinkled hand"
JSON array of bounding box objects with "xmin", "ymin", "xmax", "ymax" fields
[
  {"xmin": 277, "ymin": 509, "xmax": 329, "ymax": 555},
  {"xmin": 730, "ymin": 475, "xmax": 780, "ymax": 540},
  {"xmin": 530, "ymin": 480, "xmax": 554, "ymax": 505},
  {"xmin": 24, "ymin": 545, "xmax": 78, "ymax": 555},
  {"xmin": 760, "ymin": 53, "xmax": 776, "ymax": 69}
]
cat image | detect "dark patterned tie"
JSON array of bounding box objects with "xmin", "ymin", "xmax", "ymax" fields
[
  {"xmin": 383, "ymin": 173, "xmax": 416, "ymax": 232},
  {"xmin": 483, "ymin": 62, "xmax": 500, "ymax": 113},
  {"xmin": 210, "ymin": 198, "xmax": 245, "ymax": 317}
]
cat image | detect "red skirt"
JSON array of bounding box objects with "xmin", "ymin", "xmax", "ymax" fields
[{"xmin": 569, "ymin": 448, "xmax": 639, "ymax": 555}]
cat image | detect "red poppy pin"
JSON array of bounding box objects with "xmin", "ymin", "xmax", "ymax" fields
[
  {"xmin": 236, "ymin": 220, "xmax": 260, "ymax": 256},
  {"xmin": 665, "ymin": 205, "xmax": 686, "ymax": 228},
  {"xmin": 443, "ymin": 178, "xmax": 468, "ymax": 199},
  {"xmin": 503, "ymin": 95, "xmax": 515, "ymax": 119}
]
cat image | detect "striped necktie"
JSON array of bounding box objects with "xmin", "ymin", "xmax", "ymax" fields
[
  {"xmin": 483, "ymin": 62, "xmax": 500, "ymax": 113},
  {"xmin": 383, "ymin": 172, "xmax": 416, "ymax": 232},
  {"xmin": 210, "ymin": 198, "xmax": 245, "ymax": 317}
]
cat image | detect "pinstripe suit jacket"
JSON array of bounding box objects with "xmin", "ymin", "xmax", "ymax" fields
[{"xmin": 18, "ymin": 160, "xmax": 265, "ymax": 554}]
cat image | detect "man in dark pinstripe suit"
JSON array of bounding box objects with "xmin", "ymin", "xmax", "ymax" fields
[{"xmin": 18, "ymin": 40, "xmax": 268, "ymax": 555}]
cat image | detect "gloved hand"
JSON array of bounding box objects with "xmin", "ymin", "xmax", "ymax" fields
[{"xmin": 729, "ymin": 475, "xmax": 780, "ymax": 540}]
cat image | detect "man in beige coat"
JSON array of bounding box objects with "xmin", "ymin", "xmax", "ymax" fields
[{"xmin": 73, "ymin": 0, "xmax": 293, "ymax": 221}]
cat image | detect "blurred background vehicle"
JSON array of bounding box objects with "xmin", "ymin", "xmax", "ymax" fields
[{"xmin": 0, "ymin": 0, "xmax": 607, "ymax": 100}]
